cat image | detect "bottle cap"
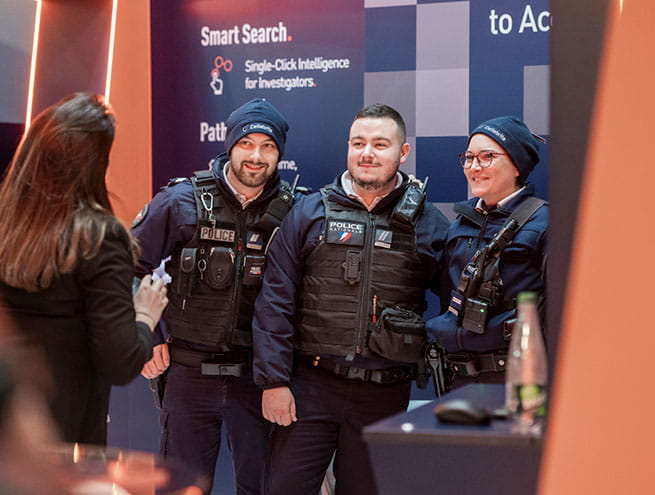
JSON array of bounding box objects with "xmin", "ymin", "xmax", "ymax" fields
[{"xmin": 517, "ymin": 291, "xmax": 537, "ymax": 304}]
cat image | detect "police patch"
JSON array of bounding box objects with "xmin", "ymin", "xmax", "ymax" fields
[
  {"xmin": 374, "ymin": 229, "xmax": 393, "ymax": 249},
  {"xmin": 200, "ymin": 227, "xmax": 235, "ymax": 243},
  {"xmin": 326, "ymin": 220, "xmax": 365, "ymax": 246},
  {"xmin": 131, "ymin": 204, "xmax": 148, "ymax": 228}
]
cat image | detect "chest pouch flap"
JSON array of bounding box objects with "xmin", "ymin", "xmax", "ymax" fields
[
  {"xmin": 369, "ymin": 307, "xmax": 426, "ymax": 363},
  {"xmin": 205, "ymin": 247, "xmax": 235, "ymax": 290}
]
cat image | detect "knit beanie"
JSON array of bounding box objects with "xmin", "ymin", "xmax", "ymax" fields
[
  {"xmin": 224, "ymin": 98, "xmax": 289, "ymax": 158},
  {"xmin": 469, "ymin": 116, "xmax": 543, "ymax": 182}
]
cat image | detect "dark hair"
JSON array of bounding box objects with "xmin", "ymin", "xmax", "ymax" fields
[
  {"xmin": 0, "ymin": 92, "xmax": 121, "ymax": 291},
  {"xmin": 354, "ymin": 103, "xmax": 407, "ymax": 143}
]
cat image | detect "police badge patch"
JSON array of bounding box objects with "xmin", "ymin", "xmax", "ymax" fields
[
  {"xmin": 326, "ymin": 220, "xmax": 365, "ymax": 246},
  {"xmin": 131, "ymin": 204, "xmax": 148, "ymax": 228}
]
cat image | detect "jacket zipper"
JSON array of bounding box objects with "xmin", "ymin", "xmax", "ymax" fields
[
  {"xmin": 228, "ymin": 209, "xmax": 246, "ymax": 344},
  {"xmin": 354, "ymin": 212, "xmax": 376, "ymax": 355}
]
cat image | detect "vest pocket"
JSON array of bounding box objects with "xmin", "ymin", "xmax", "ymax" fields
[
  {"xmin": 205, "ymin": 247, "xmax": 235, "ymax": 290},
  {"xmin": 368, "ymin": 307, "xmax": 426, "ymax": 363}
]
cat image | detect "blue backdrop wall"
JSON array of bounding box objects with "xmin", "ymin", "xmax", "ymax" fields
[{"xmin": 149, "ymin": 0, "xmax": 549, "ymax": 203}]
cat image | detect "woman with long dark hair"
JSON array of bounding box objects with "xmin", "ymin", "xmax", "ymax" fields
[{"xmin": 0, "ymin": 92, "xmax": 167, "ymax": 445}]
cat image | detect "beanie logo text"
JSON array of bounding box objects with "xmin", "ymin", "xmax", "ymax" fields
[
  {"xmin": 481, "ymin": 125, "xmax": 507, "ymax": 143},
  {"xmin": 243, "ymin": 122, "xmax": 274, "ymax": 135}
]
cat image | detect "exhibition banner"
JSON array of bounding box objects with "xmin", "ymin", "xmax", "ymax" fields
[{"xmin": 151, "ymin": 0, "xmax": 549, "ymax": 202}]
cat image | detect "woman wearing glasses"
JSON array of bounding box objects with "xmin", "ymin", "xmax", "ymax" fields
[{"xmin": 426, "ymin": 116, "xmax": 548, "ymax": 390}]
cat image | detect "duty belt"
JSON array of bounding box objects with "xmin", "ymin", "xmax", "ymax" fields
[
  {"xmin": 299, "ymin": 355, "xmax": 415, "ymax": 384},
  {"xmin": 169, "ymin": 346, "xmax": 250, "ymax": 376},
  {"xmin": 445, "ymin": 351, "xmax": 507, "ymax": 377}
]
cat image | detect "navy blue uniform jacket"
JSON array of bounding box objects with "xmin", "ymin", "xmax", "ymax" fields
[
  {"xmin": 426, "ymin": 184, "xmax": 548, "ymax": 353},
  {"xmin": 252, "ymin": 173, "xmax": 450, "ymax": 389}
]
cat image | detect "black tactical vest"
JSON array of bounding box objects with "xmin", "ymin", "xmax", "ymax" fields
[
  {"xmin": 296, "ymin": 182, "xmax": 428, "ymax": 360},
  {"xmin": 164, "ymin": 170, "xmax": 294, "ymax": 350}
]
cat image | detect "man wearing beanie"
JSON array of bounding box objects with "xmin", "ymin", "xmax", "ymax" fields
[
  {"xmin": 426, "ymin": 115, "xmax": 548, "ymax": 390},
  {"xmin": 131, "ymin": 98, "xmax": 297, "ymax": 495},
  {"xmin": 252, "ymin": 103, "xmax": 450, "ymax": 494}
]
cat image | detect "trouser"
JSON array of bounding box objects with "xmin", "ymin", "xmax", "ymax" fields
[
  {"xmin": 160, "ymin": 362, "xmax": 271, "ymax": 495},
  {"xmin": 264, "ymin": 362, "xmax": 411, "ymax": 495}
]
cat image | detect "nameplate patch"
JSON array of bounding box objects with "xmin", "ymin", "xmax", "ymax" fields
[
  {"xmin": 200, "ymin": 227, "xmax": 235, "ymax": 243},
  {"xmin": 374, "ymin": 229, "xmax": 393, "ymax": 249},
  {"xmin": 246, "ymin": 231, "xmax": 264, "ymax": 251},
  {"xmin": 326, "ymin": 220, "xmax": 365, "ymax": 246}
]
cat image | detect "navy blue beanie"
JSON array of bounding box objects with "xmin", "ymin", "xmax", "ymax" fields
[
  {"xmin": 224, "ymin": 98, "xmax": 289, "ymax": 158},
  {"xmin": 469, "ymin": 116, "xmax": 543, "ymax": 183}
]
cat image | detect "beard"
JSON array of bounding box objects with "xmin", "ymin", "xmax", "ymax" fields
[
  {"xmin": 352, "ymin": 163, "xmax": 398, "ymax": 192},
  {"xmin": 229, "ymin": 160, "xmax": 275, "ymax": 188}
]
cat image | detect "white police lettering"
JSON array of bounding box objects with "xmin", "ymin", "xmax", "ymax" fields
[
  {"xmin": 200, "ymin": 227, "xmax": 235, "ymax": 242},
  {"xmin": 489, "ymin": 6, "xmax": 551, "ymax": 35},
  {"xmin": 243, "ymin": 122, "xmax": 273, "ymax": 134},
  {"xmin": 200, "ymin": 22, "xmax": 289, "ymax": 47},
  {"xmin": 200, "ymin": 121, "xmax": 227, "ymax": 142},
  {"xmin": 482, "ymin": 125, "xmax": 507, "ymax": 142},
  {"xmin": 328, "ymin": 221, "xmax": 364, "ymax": 234}
]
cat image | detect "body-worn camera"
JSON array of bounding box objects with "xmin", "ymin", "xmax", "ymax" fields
[{"xmin": 461, "ymin": 297, "xmax": 490, "ymax": 334}]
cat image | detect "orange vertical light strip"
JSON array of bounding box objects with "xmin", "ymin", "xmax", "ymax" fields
[
  {"xmin": 105, "ymin": 0, "xmax": 119, "ymax": 103},
  {"xmin": 25, "ymin": 0, "xmax": 43, "ymax": 129}
]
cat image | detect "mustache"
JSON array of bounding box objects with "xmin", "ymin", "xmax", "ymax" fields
[{"xmin": 240, "ymin": 160, "xmax": 268, "ymax": 167}]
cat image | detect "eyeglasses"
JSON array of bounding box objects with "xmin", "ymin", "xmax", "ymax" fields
[{"xmin": 458, "ymin": 151, "xmax": 506, "ymax": 169}]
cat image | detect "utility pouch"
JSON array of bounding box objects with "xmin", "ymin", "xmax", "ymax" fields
[
  {"xmin": 369, "ymin": 307, "xmax": 426, "ymax": 363},
  {"xmin": 176, "ymin": 248, "xmax": 198, "ymax": 297},
  {"xmin": 205, "ymin": 247, "xmax": 235, "ymax": 290},
  {"xmin": 242, "ymin": 255, "xmax": 266, "ymax": 286},
  {"xmin": 343, "ymin": 250, "xmax": 362, "ymax": 285},
  {"xmin": 180, "ymin": 248, "xmax": 197, "ymax": 273}
]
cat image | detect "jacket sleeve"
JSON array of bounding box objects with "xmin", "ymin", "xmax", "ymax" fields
[
  {"xmin": 416, "ymin": 203, "xmax": 451, "ymax": 313},
  {"xmin": 252, "ymin": 194, "xmax": 321, "ymax": 388},
  {"xmin": 131, "ymin": 182, "xmax": 196, "ymax": 277},
  {"xmin": 77, "ymin": 227, "xmax": 153, "ymax": 385}
]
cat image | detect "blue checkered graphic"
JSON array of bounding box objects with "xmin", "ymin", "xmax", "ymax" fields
[{"xmin": 365, "ymin": 0, "xmax": 550, "ymax": 204}]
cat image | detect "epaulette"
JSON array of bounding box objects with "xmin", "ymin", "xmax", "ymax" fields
[{"xmin": 167, "ymin": 177, "xmax": 188, "ymax": 187}]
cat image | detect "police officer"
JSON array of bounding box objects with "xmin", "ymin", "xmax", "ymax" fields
[
  {"xmin": 426, "ymin": 115, "xmax": 548, "ymax": 390},
  {"xmin": 132, "ymin": 99, "xmax": 295, "ymax": 495},
  {"xmin": 252, "ymin": 103, "xmax": 449, "ymax": 495}
]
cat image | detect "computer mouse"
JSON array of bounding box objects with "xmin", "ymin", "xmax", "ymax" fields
[{"xmin": 433, "ymin": 399, "xmax": 491, "ymax": 426}]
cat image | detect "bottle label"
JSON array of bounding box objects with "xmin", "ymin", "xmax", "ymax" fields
[{"xmin": 515, "ymin": 384, "xmax": 547, "ymax": 417}]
